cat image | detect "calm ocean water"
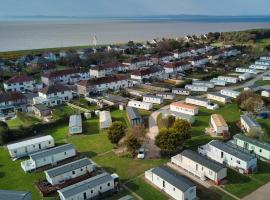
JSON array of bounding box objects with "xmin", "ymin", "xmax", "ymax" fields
[{"xmin": 0, "ymin": 18, "xmax": 270, "ymax": 52}]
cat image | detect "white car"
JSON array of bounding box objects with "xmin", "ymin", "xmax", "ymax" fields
[{"xmin": 137, "ymin": 147, "xmax": 145, "ymax": 159}]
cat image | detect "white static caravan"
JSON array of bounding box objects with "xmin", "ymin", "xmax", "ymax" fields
[
  {"xmin": 143, "ymin": 95, "xmax": 163, "ymax": 104},
  {"xmin": 198, "ymin": 140, "xmax": 257, "ymax": 174},
  {"xmin": 170, "ymin": 102, "xmax": 199, "ymax": 116},
  {"xmin": 21, "ymin": 144, "xmax": 76, "ymax": 172},
  {"xmin": 261, "ymin": 89, "xmax": 270, "ymax": 97},
  {"xmin": 262, "ymin": 75, "xmax": 270, "ymax": 81},
  {"xmin": 240, "ymin": 115, "xmax": 263, "ymax": 134},
  {"xmin": 57, "ymin": 172, "xmax": 117, "ymax": 200},
  {"xmin": 145, "ymin": 166, "xmax": 197, "ymax": 200},
  {"xmin": 235, "ymin": 68, "xmax": 258, "ymax": 75},
  {"xmin": 207, "ymin": 93, "xmax": 231, "ymax": 104},
  {"xmin": 185, "ymin": 84, "xmax": 208, "ymax": 92},
  {"xmin": 69, "ymin": 115, "xmax": 82, "ymax": 135},
  {"xmin": 7, "ymin": 135, "xmax": 54, "ymax": 159},
  {"xmin": 192, "ymin": 80, "xmax": 215, "ymax": 88},
  {"xmin": 260, "ymin": 56, "xmax": 270, "ymax": 62},
  {"xmin": 156, "ymin": 92, "xmax": 176, "ymax": 100},
  {"xmin": 220, "ymin": 89, "xmax": 240, "ymax": 99},
  {"xmin": 45, "ymin": 157, "xmax": 95, "ymax": 185},
  {"xmin": 210, "ymin": 114, "xmax": 229, "ymax": 136},
  {"xmin": 217, "ymin": 76, "xmax": 238, "ymax": 84},
  {"xmin": 128, "ymin": 100, "xmax": 153, "ymax": 110},
  {"xmin": 238, "ymin": 73, "xmax": 252, "ymax": 81},
  {"xmin": 172, "ymin": 88, "xmax": 190, "ymax": 96},
  {"xmin": 99, "ymin": 111, "xmax": 112, "ymax": 129},
  {"xmin": 255, "ymin": 60, "xmax": 270, "ymax": 66},
  {"xmin": 185, "ymin": 97, "xmax": 219, "ymax": 110},
  {"xmin": 249, "ymin": 64, "xmax": 269, "ymax": 70},
  {"xmin": 162, "ymin": 110, "xmax": 195, "ymax": 124},
  {"xmin": 210, "ymin": 78, "xmax": 227, "ymax": 86},
  {"xmin": 171, "ymin": 150, "xmax": 227, "ymax": 185}
]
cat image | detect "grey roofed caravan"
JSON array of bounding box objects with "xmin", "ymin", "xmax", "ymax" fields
[
  {"xmin": 210, "ymin": 140, "xmax": 255, "ymax": 161},
  {"xmin": 126, "ymin": 106, "xmax": 142, "ymax": 120},
  {"xmin": 30, "ymin": 144, "xmax": 75, "ymax": 160},
  {"xmin": 0, "ymin": 189, "xmax": 32, "ymax": 200},
  {"xmin": 241, "ymin": 115, "xmax": 261, "ymax": 128},
  {"xmin": 181, "ymin": 150, "xmax": 225, "ymax": 172},
  {"xmin": 58, "ymin": 172, "xmax": 113, "ymax": 199},
  {"xmin": 233, "ymin": 133, "xmax": 270, "ymax": 151},
  {"xmin": 45, "ymin": 157, "xmax": 94, "ymax": 178},
  {"xmin": 152, "ymin": 166, "xmax": 195, "ymax": 192}
]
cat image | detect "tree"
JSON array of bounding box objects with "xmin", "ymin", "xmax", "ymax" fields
[
  {"xmin": 0, "ymin": 121, "xmax": 9, "ymax": 145},
  {"xmin": 240, "ymin": 96, "xmax": 264, "ymax": 113},
  {"xmin": 172, "ymin": 119, "xmax": 191, "ymax": 140},
  {"xmin": 125, "ymin": 134, "xmax": 142, "ymax": 156},
  {"xmin": 236, "ymin": 90, "xmax": 256, "ymax": 106},
  {"xmin": 157, "ymin": 115, "xmax": 175, "ymax": 129},
  {"xmin": 107, "ymin": 121, "xmax": 126, "ymax": 145},
  {"xmin": 129, "ymin": 125, "xmax": 146, "ymax": 139}
]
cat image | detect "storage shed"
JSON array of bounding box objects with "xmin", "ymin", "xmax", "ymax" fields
[{"xmin": 126, "ymin": 106, "xmax": 142, "ymax": 127}]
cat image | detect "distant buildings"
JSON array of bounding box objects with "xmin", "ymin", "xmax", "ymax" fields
[
  {"xmin": 130, "ymin": 67, "xmax": 164, "ymax": 83},
  {"xmin": 89, "ymin": 62, "xmax": 124, "ymax": 78},
  {"xmin": 185, "ymin": 84, "xmax": 208, "ymax": 92},
  {"xmin": 4, "ymin": 75, "xmax": 36, "ymax": 92},
  {"xmin": 143, "ymin": 95, "xmax": 163, "ymax": 104},
  {"xmin": 128, "ymin": 100, "xmax": 153, "ymax": 111},
  {"xmin": 0, "ymin": 91, "xmax": 27, "ymax": 114}
]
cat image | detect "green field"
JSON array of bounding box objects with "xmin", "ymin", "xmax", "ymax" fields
[{"xmin": 7, "ymin": 112, "xmax": 41, "ymax": 129}]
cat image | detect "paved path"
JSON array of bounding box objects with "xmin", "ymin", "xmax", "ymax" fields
[
  {"xmin": 122, "ymin": 184, "xmax": 144, "ymax": 200},
  {"xmin": 241, "ymin": 182, "xmax": 270, "ymax": 200}
]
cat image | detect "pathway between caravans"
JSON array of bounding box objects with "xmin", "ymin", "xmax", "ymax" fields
[
  {"xmin": 122, "ymin": 184, "xmax": 144, "ymax": 200},
  {"xmin": 241, "ymin": 182, "xmax": 270, "ymax": 200}
]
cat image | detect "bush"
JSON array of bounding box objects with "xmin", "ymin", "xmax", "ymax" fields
[{"xmin": 107, "ymin": 121, "xmax": 126, "ymax": 145}]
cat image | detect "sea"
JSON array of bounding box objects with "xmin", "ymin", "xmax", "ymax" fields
[{"xmin": 0, "ymin": 16, "xmax": 270, "ymax": 52}]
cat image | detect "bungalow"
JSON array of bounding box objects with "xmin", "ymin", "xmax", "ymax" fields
[
  {"xmin": 126, "ymin": 106, "xmax": 143, "ymax": 127},
  {"xmin": 99, "ymin": 111, "xmax": 112, "ymax": 129},
  {"xmin": 69, "ymin": 115, "xmax": 82, "ymax": 135},
  {"xmin": 57, "ymin": 172, "xmax": 118, "ymax": 200},
  {"xmin": 239, "ymin": 73, "xmax": 252, "ymax": 81},
  {"xmin": 162, "ymin": 110, "xmax": 195, "ymax": 124},
  {"xmin": 7, "ymin": 135, "xmax": 54, "ymax": 159},
  {"xmin": 143, "ymin": 95, "xmax": 163, "ymax": 104},
  {"xmin": 171, "ymin": 150, "xmax": 227, "ymax": 185},
  {"xmin": 170, "ymin": 102, "xmax": 199, "ymax": 116},
  {"xmin": 192, "ymin": 80, "xmax": 214, "ymax": 88},
  {"xmin": 45, "ymin": 157, "xmax": 95, "ymax": 185},
  {"xmin": 32, "ymin": 104, "xmax": 52, "ymax": 119},
  {"xmin": 156, "ymin": 92, "xmax": 176, "ymax": 100},
  {"xmin": 128, "ymin": 100, "xmax": 153, "ymax": 110},
  {"xmin": 249, "ymin": 64, "xmax": 269, "ymax": 70},
  {"xmin": 210, "ymin": 114, "xmax": 229, "ymax": 136},
  {"xmin": 255, "ymin": 60, "xmax": 270, "ymax": 66},
  {"xmin": 185, "ymin": 97, "xmax": 219, "ymax": 110},
  {"xmin": 207, "ymin": 93, "xmax": 231, "ymax": 104},
  {"xmin": 233, "ymin": 133, "xmax": 270, "ymax": 160},
  {"xmin": 240, "ymin": 115, "xmax": 263, "ymax": 134},
  {"xmin": 172, "ymin": 88, "xmax": 190, "ymax": 96},
  {"xmin": 130, "ymin": 67, "xmax": 164, "ymax": 83},
  {"xmin": 4, "ymin": 75, "xmax": 36, "ymax": 92},
  {"xmin": 261, "ymin": 89, "xmax": 270, "ymax": 97},
  {"xmin": 41, "ymin": 68, "xmax": 90, "ymax": 86},
  {"xmin": 220, "ymin": 89, "xmax": 240, "ymax": 99},
  {"xmin": 235, "ymin": 68, "xmax": 258, "ymax": 75},
  {"xmin": 77, "ymin": 75, "xmax": 132, "ymax": 95},
  {"xmin": 198, "ymin": 140, "xmax": 257, "ymax": 174},
  {"xmin": 0, "ymin": 190, "xmax": 32, "ymax": 200},
  {"xmin": 185, "ymin": 84, "xmax": 208, "ymax": 92},
  {"xmin": 163, "ymin": 61, "xmax": 191, "ymax": 74},
  {"xmin": 210, "ymin": 78, "xmax": 227, "ymax": 86},
  {"xmin": 89, "ymin": 62, "xmax": 124, "ymax": 78},
  {"xmin": 33, "ymin": 84, "xmax": 73, "ymax": 107},
  {"xmin": 145, "ymin": 166, "xmax": 197, "ymax": 200},
  {"xmin": 0, "ymin": 91, "xmax": 27, "ymax": 115},
  {"xmin": 21, "ymin": 144, "xmax": 76, "ymax": 172},
  {"xmin": 217, "ymin": 76, "xmax": 238, "ymax": 84},
  {"xmin": 29, "ymin": 57, "xmax": 54, "ymax": 69}
]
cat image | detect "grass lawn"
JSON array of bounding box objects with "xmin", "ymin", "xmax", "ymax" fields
[
  {"xmin": 256, "ymin": 38, "xmax": 270, "ymax": 48},
  {"xmin": 111, "ymin": 109, "xmax": 130, "ymax": 127},
  {"xmin": 255, "ymin": 79, "xmax": 270, "ymax": 86},
  {"xmin": 7, "ymin": 112, "xmax": 41, "ymax": 129},
  {"xmin": 52, "ymin": 104, "xmax": 76, "ymax": 120}
]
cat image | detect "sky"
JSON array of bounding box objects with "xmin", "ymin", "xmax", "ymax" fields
[{"xmin": 0, "ymin": 0, "xmax": 270, "ymax": 17}]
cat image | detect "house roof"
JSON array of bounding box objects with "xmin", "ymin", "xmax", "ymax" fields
[
  {"xmin": 126, "ymin": 106, "xmax": 142, "ymax": 120},
  {"xmin": 33, "ymin": 104, "xmax": 51, "ymax": 111},
  {"xmin": 42, "ymin": 68, "xmax": 88, "ymax": 78},
  {"xmin": 30, "ymin": 144, "xmax": 75, "ymax": 161},
  {"xmin": 0, "ymin": 91, "xmax": 26, "ymax": 103},
  {"xmin": 5, "ymin": 75, "xmax": 34, "ymax": 84},
  {"xmin": 58, "ymin": 172, "xmax": 113, "ymax": 199},
  {"xmin": 234, "ymin": 134, "xmax": 270, "ymax": 152},
  {"xmin": 131, "ymin": 67, "xmax": 163, "ymax": 76},
  {"xmin": 211, "ymin": 114, "xmax": 228, "ymax": 127},
  {"xmin": 209, "ymin": 140, "xmax": 255, "ymax": 162},
  {"xmin": 0, "ymin": 190, "xmax": 31, "ymax": 200},
  {"xmin": 40, "ymin": 84, "xmax": 71, "ymax": 95},
  {"xmin": 163, "ymin": 61, "xmax": 190, "ymax": 68},
  {"xmin": 45, "ymin": 157, "xmax": 94, "ymax": 178},
  {"xmin": 77, "ymin": 75, "xmax": 128, "ymax": 87},
  {"xmin": 91, "ymin": 62, "xmax": 121, "ymax": 70},
  {"xmin": 69, "ymin": 115, "xmax": 82, "ymax": 127},
  {"xmin": 143, "ymin": 94, "xmax": 163, "ymax": 100},
  {"xmin": 31, "ymin": 57, "xmax": 50, "ymax": 64},
  {"xmin": 241, "ymin": 115, "xmax": 261, "ymax": 128},
  {"xmin": 171, "ymin": 102, "xmax": 198, "ymax": 110},
  {"xmin": 180, "ymin": 150, "xmax": 225, "ymax": 172},
  {"xmin": 151, "ymin": 166, "xmax": 195, "ymax": 192}
]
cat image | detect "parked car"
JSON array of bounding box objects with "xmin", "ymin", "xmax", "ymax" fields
[{"xmin": 137, "ymin": 147, "xmax": 145, "ymax": 159}]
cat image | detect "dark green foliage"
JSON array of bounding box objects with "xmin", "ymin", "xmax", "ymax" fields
[
  {"xmin": 107, "ymin": 121, "xmax": 126, "ymax": 145},
  {"xmin": 125, "ymin": 134, "xmax": 142, "ymax": 156}
]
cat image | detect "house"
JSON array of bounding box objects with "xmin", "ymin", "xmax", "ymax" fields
[
  {"xmin": 130, "ymin": 67, "xmax": 164, "ymax": 83},
  {"xmin": 172, "ymin": 88, "xmax": 190, "ymax": 96},
  {"xmin": 57, "ymin": 172, "xmax": 118, "ymax": 200},
  {"xmin": 192, "ymin": 80, "xmax": 214, "ymax": 88},
  {"xmin": 89, "ymin": 62, "xmax": 124, "ymax": 78},
  {"xmin": 255, "ymin": 60, "xmax": 270, "ymax": 66},
  {"xmin": 189, "ymin": 56, "xmax": 208, "ymax": 66},
  {"xmin": 145, "ymin": 166, "xmax": 197, "ymax": 200},
  {"xmin": 30, "ymin": 57, "xmax": 54, "ymax": 68},
  {"xmin": 170, "ymin": 102, "xmax": 199, "ymax": 116},
  {"xmin": 220, "ymin": 89, "xmax": 240, "ymax": 99},
  {"xmin": 33, "ymin": 84, "xmax": 73, "ymax": 107},
  {"xmin": 42, "ymin": 52, "xmax": 57, "ymax": 62},
  {"xmin": 143, "ymin": 95, "xmax": 163, "ymax": 104},
  {"xmin": 0, "ymin": 91, "xmax": 27, "ymax": 115},
  {"xmin": 99, "ymin": 111, "xmax": 112, "ymax": 129},
  {"xmin": 217, "ymin": 76, "xmax": 238, "ymax": 84},
  {"xmin": 233, "ymin": 133, "xmax": 270, "ymax": 160},
  {"xmin": 0, "ymin": 189, "xmax": 32, "ymax": 200},
  {"xmin": 210, "ymin": 78, "xmax": 226, "ymax": 86},
  {"xmin": 156, "ymin": 92, "xmax": 176, "ymax": 100},
  {"xmin": 163, "ymin": 61, "xmax": 191, "ymax": 74},
  {"xmin": 261, "ymin": 89, "xmax": 270, "ymax": 97},
  {"xmin": 185, "ymin": 84, "xmax": 208, "ymax": 92},
  {"xmin": 240, "ymin": 115, "xmax": 263, "ymax": 134},
  {"xmin": 126, "ymin": 106, "xmax": 143, "ymax": 127},
  {"xmin": 7, "ymin": 135, "xmax": 54, "ymax": 159},
  {"xmin": 198, "ymin": 140, "xmax": 257, "ymax": 174},
  {"xmin": 185, "ymin": 97, "xmax": 219, "ymax": 110},
  {"xmin": 162, "ymin": 110, "xmax": 195, "ymax": 124},
  {"xmin": 128, "ymin": 100, "xmax": 152, "ymax": 110},
  {"xmin": 21, "ymin": 144, "xmax": 76, "ymax": 172},
  {"xmin": 173, "ymin": 49, "xmax": 192, "ymax": 59},
  {"xmin": 207, "ymin": 93, "xmax": 231, "ymax": 104},
  {"xmin": 171, "ymin": 150, "xmax": 227, "ymax": 185},
  {"xmin": 32, "ymin": 104, "xmax": 52, "ymax": 118},
  {"xmin": 122, "ymin": 56, "xmax": 152, "ymax": 70},
  {"xmin": 4, "ymin": 75, "xmax": 36, "ymax": 92},
  {"xmin": 45, "ymin": 157, "xmax": 95, "ymax": 185},
  {"xmin": 210, "ymin": 114, "xmax": 229, "ymax": 136},
  {"xmin": 239, "ymin": 73, "xmax": 252, "ymax": 81},
  {"xmin": 249, "ymin": 64, "xmax": 269, "ymax": 70},
  {"xmin": 69, "ymin": 115, "xmax": 82, "ymax": 135},
  {"xmin": 235, "ymin": 68, "xmax": 258, "ymax": 75},
  {"xmin": 41, "ymin": 68, "xmax": 90, "ymax": 86},
  {"xmin": 77, "ymin": 75, "xmax": 132, "ymax": 95}
]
